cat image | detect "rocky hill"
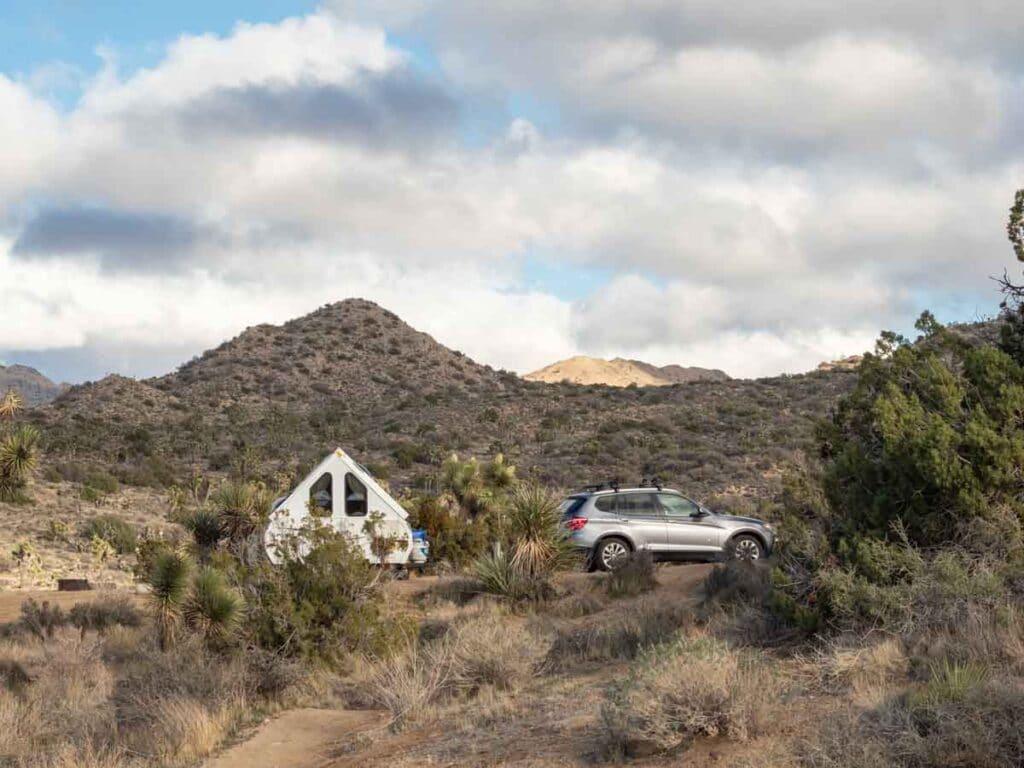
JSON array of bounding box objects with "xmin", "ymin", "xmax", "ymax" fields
[
  {"xmin": 524, "ymin": 356, "xmax": 729, "ymax": 387},
  {"xmin": 37, "ymin": 299, "xmax": 856, "ymax": 509},
  {"xmin": 0, "ymin": 364, "xmax": 66, "ymax": 406}
]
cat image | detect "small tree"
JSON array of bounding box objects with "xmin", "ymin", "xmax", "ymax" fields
[
  {"xmin": 148, "ymin": 551, "xmax": 192, "ymax": 650},
  {"xmin": 0, "ymin": 390, "xmax": 39, "ymax": 503}
]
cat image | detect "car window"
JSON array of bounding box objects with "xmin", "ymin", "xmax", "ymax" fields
[
  {"xmin": 658, "ymin": 493, "xmax": 700, "ymax": 517},
  {"xmin": 616, "ymin": 492, "xmax": 659, "ymax": 517},
  {"xmin": 594, "ymin": 495, "xmax": 618, "ymax": 513},
  {"xmin": 560, "ymin": 496, "xmax": 587, "ymax": 517}
]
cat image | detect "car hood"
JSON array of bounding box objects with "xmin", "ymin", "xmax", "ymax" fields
[{"xmin": 719, "ymin": 514, "xmax": 768, "ymax": 528}]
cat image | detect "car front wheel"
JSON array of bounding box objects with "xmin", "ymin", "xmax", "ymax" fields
[
  {"xmin": 730, "ymin": 535, "xmax": 764, "ymax": 561},
  {"xmin": 595, "ymin": 537, "xmax": 631, "ymax": 571}
]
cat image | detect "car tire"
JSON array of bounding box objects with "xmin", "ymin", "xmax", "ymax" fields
[
  {"xmin": 594, "ymin": 537, "xmax": 631, "ymax": 571},
  {"xmin": 730, "ymin": 534, "xmax": 764, "ymax": 562}
]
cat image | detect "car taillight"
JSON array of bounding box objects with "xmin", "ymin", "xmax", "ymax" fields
[{"xmin": 565, "ymin": 517, "xmax": 588, "ymax": 531}]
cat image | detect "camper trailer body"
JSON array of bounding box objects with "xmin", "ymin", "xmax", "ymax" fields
[{"xmin": 264, "ymin": 448, "xmax": 417, "ymax": 566}]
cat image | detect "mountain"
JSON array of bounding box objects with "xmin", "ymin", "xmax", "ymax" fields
[
  {"xmin": 524, "ymin": 356, "xmax": 729, "ymax": 386},
  {"xmin": 37, "ymin": 299, "xmax": 854, "ymax": 507},
  {"xmin": 0, "ymin": 364, "xmax": 66, "ymax": 407},
  {"xmin": 618, "ymin": 359, "xmax": 731, "ymax": 384}
]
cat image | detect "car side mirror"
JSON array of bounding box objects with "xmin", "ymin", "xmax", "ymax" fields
[{"xmin": 691, "ymin": 508, "xmax": 709, "ymax": 518}]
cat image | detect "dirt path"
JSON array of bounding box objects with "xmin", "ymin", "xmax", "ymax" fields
[
  {"xmin": 205, "ymin": 709, "xmax": 385, "ymax": 768},
  {"xmin": 205, "ymin": 562, "xmax": 713, "ymax": 768}
]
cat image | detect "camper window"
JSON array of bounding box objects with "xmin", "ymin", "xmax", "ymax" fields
[
  {"xmin": 309, "ymin": 472, "xmax": 333, "ymax": 517},
  {"xmin": 344, "ymin": 473, "xmax": 368, "ymax": 517}
]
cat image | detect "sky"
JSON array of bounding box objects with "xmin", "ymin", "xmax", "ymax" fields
[{"xmin": 0, "ymin": 1, "xmax": 1022, "ymax": 383}]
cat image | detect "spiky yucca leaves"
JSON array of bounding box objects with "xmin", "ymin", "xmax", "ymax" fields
[
  {"xmin": 148, "ymin": 551, "xmax": 192, "ymax": 650},
  {"xmin": 209, "ymin": 480, "xmax": 271, "ymax": 543},
  {"xmin": 0, "ymin": 425, "xmax": 40, "ymax": 503},
  {"xmin": 507, "ymin": 483, "xmax": 571, "ymax": 579},
  {"xmin": 0, "ymin": 389, "xmax": 23, "ymax": 419},
  {"xmin": 185, "ymin": 567, "xmax": 244, "ymax": 649},
  {"xmin": 484, "ymin": 453, "xmax": 517, "ymax": 491},
  {"xmin": 183, "ymin": 508, "xmax": 223, "ymax": 556}
]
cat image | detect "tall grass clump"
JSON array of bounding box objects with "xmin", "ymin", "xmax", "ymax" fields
[{"xmin": 600, "ymin": 633, "xmax": 776, "ymax": 758}]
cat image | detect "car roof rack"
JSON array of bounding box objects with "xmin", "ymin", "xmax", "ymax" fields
[
  {"xmin": 580, "ymin": 478, "xmax": 623, "ymax": 493},
  {"xmin": 639, "ymin": 476, "xmax": 664, "ymax": 490}
]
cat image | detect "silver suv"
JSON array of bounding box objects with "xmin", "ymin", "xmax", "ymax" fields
[{"xmin": 561, "ymin": 485, "xmax": 775, "ymax": 571}]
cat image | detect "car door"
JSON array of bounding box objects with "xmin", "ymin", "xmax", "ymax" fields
[
  {"xmin": 603, "ymin": 492, "xmax": 668, "ymax": 550},
  {"xmin": 657, "ymin": 493, "xmax": 723, "ymax": 553}
]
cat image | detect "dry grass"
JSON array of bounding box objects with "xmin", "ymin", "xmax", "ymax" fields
[
  {"xmin": 599, "ymin": 631, "xmax": 779, "ymax": 758},
  {"xmin": 544, "ymin": 597, "xmax": 691, "ymax": 670},
  {"xmin": 366, "ymin": 606, "xmax": 546, "ymax": 729},
  {"xmin": 602, "ymin": 551, "xmax": 657, "ymax": 598},
  {"xmin": 0, "ymin": 613, "xmax": 281, "ymax": 768}
]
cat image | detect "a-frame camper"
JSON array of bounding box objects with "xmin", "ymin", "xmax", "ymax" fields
[{"xmin": 264, "ymin": 448, "xmax": 426, "ymax": 567}]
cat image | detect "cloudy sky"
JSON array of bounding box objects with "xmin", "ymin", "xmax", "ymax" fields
[{"xmin": 1, "ymin": 1, "xmax": 1022, "ymax": 383}]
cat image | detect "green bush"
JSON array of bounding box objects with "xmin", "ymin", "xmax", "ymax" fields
[
  {"xmin": 82, "ymin": 514, "xmax": 137, "ymax": 554},
  {"xmin": 820, "ymin": 314, "xmax": 1024, "ymax": 550},
  {"xmin": 243, "ymin": 521, "xmax": 409, "ymax": 664},
  {"xmin": 406, "ymin": 494, "xmax": 490, "ymax": 568}
]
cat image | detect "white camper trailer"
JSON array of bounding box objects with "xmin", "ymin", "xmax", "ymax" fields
[{"xmin": 264, "ymin": 448, "xmax": 427, "ymax": 568}]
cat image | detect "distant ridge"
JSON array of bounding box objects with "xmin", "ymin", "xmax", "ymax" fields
[
  {"xmin": 523, "ymin": 356, "xmax": 729, "ymax": 386},
  {"xmin": 0, "ymin": 364, "xmax": 66, "ymax": 406}
]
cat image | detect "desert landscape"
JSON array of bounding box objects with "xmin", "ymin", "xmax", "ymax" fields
[{"xmin": 2, "ymin": 3, "xmax": 1023, "ymax": 766}]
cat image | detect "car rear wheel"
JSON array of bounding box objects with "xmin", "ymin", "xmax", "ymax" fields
[
  {"xmin": 731, "ymin": 535, "xmax": 764, "ymax": 561},
  {"xmin": 595, "ymin": 537, "xmax": 631, "ymax": 571}
]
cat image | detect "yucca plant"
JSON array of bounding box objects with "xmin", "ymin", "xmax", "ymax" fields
[
  {"xmin": 183, "ymin": 508, "xmax": 224, "ymax": 556},
  {"xmin": 0, "ymin": 425, "xmax": 40, "ymax": 503},
  {"xmin": 209, "ymin": 480, "xmax": 271, "ymax": 543},
  {"xmin": 148, "ymin": 551, "xmax": 192, "ymax": 650},
  {"xmin": 0, "ymin": 389, "xmax": 23, "ymax": 419},
  {"xmin": 484, "ymin": 453, "xmax": 517, "ymax": 491},
  {"xmin": 185, "ymin": 567, "xmax": 244, "ymax": 649},
  {"xmin": 507, "ymin": 483, "xmax": 571, "ymax": 578},
  {"xmin": 472, "ymin": 545, "xmax": 526, "ymax": 599}
]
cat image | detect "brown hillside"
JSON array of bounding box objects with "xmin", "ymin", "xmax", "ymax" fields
[
  {"xmin": 524, "ymin": 356, "xmax": 669, "ymax": 386},
  {"xmin": 37, "ymin": 298, "xmax": 857, "ymax": 509},
  {"xmin": 0, "ymin": 363, "xmax": 66, "ymax": 406},
  {"xmin": 619, "ymin": 358, "xmax": 730, "ymax": 384}
]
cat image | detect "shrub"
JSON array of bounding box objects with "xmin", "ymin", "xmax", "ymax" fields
[
  {"xmin": 472, "ymin": 546, "xmax": 553, "ymax": 603},
  {"xmin": 599, "ymin": 634, "xmax": 774, "ymax": 757},
  {"xmin": 820, "ymin": 315, "xmax": 1024, "ymax": 549},
  {"xmin": 406, "ymin": 494, "xmax": 490, "ymax": 568},
  {"xmin": 82, "ymin": 515, "xmax": 137, "ymax": 555},
  {"xmin": 68, "ymin": 597, "xmax": 143, "ymax": 637},
  {"xmin": 20, "ymin": 599, "xmax": 67, "ymax": 640},
  {"xmin": 184, "ymin": 567, "xmax": 244, "ymax": 649},
  {"xmin": 545, "ymin": 599, "xmax": 691, "ymax": 669},
  {"xmin": 244, "ymin": 522, "xmax": 408, "ymax": 664},
  {"xmin": 604, "ymin": 551, "xmax": 657, "ymax": 598}
]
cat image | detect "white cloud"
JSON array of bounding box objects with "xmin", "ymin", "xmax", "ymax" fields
[{"xmin": 0, "ymin": 5, "xmax": 1021, "ymax": 383}]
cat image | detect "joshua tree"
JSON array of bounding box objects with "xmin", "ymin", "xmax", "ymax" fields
[
  {"xmin": 0, "ymin": 390, "xmax": 39, "ymax": 503},
  {"xmin": 208, "ymin": 480, "xmax": 271, "ymax": 565},
  {"xmin": 148, "ymin": 551, "xmax": 191, "ymax": 650},
  {"xmin": 184, "ymin": 567, "xmax": 244, "ymax": 649}
]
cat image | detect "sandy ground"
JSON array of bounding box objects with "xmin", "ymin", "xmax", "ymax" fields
[
  {"xmin": 206, "ymin": 709, "xmax": 386, "ymax": 768},
  {"xmin": 204, "ymin": 563, "xmax": 715, "ymax": 768}
]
